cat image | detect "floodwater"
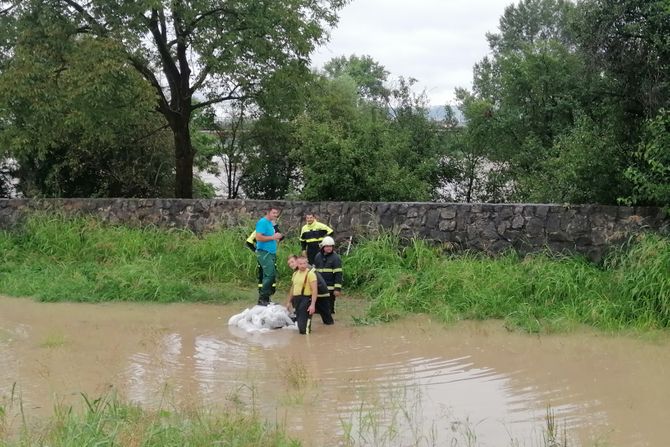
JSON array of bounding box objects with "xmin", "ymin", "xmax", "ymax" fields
[{"xmin": 0, "ymin": 295, "xmax": 669, "ymax": 447}]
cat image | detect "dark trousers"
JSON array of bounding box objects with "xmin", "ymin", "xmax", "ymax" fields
[
  {"xmin": 329, "ymin": 291, "xmax": 336, "ymax": 314},
  {"xmin": 306, "ymin": 244, "xmax": 319, "ymax": 265},
  {"xmin": 257, "ymin": 262, "xmax": 277, "ymax": 294},
  {"xmin": 292, "ymin": 295, "xmax": 334, "ymax": 334},
  {"xmin": 256, "ymin": 250, "xmax": 276, "ymax": 303}
]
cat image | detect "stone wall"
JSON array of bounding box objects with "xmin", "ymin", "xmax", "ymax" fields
[{"xmin": 0, "ymin": 198, "xmax": 667, "ymax": 261}]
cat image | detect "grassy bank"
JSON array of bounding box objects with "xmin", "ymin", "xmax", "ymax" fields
[
  {"xmin": 0, "ymin": 215, "xmax": 300, "ymax": 303},
  {"xmin": 0, "ymin": 214, "xmax": 668, "ymax": 332},
  {"xmin": 345, "ymin": 233, "xmax": 670, "ymax": 332},
  {"xmin": 0, "ymin": 393, "xmax": 299, "ymax": 447}
]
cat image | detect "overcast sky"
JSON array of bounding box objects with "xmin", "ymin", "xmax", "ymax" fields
[{"xmin": 310, "ymin": 0, "xmax": 514, "ymax": 106}]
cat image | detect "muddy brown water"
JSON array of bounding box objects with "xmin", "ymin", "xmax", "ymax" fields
[{"xmin": 1, "ymin": 295, "xmax": 669, "ymax": 446}]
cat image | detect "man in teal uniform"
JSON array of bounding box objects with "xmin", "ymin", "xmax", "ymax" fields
[{"xmin": 255, "ymin": 207, "xmax": 282, "ymax": 306}]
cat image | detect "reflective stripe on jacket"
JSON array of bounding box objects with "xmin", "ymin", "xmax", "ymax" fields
[
  {"xmin": 300, "ymin": 221, "xmax": 333, "ymax": 263},
  {"xmin": 314, "ymin": 250, "xmax": 342, "ymax": 292}
]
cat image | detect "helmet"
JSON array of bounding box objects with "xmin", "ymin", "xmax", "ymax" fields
[{"xmin": 320, "ymin": 236, "xmax": 335, "ymax": 247}]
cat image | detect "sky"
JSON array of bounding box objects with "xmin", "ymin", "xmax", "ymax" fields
[{"xmin": 310, "ymin": 0, "xmax": 514, "ymax": 106}]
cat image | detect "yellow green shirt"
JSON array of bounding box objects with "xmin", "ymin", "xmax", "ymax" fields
[{"xmin": 291, "ymin": 270, "xmax": 317, "ymax": 296}]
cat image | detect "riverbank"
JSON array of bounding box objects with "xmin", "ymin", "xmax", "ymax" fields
[{"xmin": 0, "ymin": 214, "xmax": 668, "ymax": 332}]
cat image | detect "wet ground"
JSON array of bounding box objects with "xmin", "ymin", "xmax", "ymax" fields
[{"xmin": 0, "ymin": 295, "xmax": 668, "ymax": 446}]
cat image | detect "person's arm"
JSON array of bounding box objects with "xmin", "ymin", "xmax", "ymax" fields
[
  {"xmin": 308, "ymin": 277, "xmax": 317, "ymax": 315},
  {"xmin": 273, "ymin": 224, "xmax": 285, "ymax": 242},
  {"xmin": 255, "ymin": 219, "xmax": 282, "ymax": 242},
  {"xmin": 286, "ymin": 274, "xmax": 294, "ymax": 310},
  {"xmin": 286, "ymin": 288, "xmax": 293, "ymax": 310},
  {"xmin": 256, "ymin": 232, "xmax": 282, "ymax": 242}
]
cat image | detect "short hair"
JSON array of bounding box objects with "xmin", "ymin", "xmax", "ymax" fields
[
  {"xmin": 267, "ymin": 206, "xmax": 280, "ymax": 213},
  {"xmin": 287, "ymin": 254, "xmax": 298, "ymax": 260},
  {"xmin": 305, "ymin": 211, "xmax": 316, "ymax": 217}
]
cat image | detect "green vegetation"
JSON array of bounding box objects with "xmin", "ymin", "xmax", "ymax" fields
[
  {"xmin": 0, "ymin": 393, "xmax": 299, "ymax": 447},
  {"xmin": 0, "ymin": 215, "xmax": 297, "ymax": 303},
  {"xmin": 1, "ymin": 215, "xmax": 669, "ymax": 333},
  {"xmin": 2, "ymin": 0, "xmax": 666, "ymax": 206},
  {"xmin": 346, "ymin": 233, "xmax": 670, "ymax": 332},
  {"xmin": 0, "ymin": 391, "xmax": 575, "ymax": 447},
  {"xmin": 0, "ymin": 0, "xmax": 347, "ymax": 198}
]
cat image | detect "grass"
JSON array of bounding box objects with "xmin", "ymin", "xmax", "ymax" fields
[
  {"xmin": 0, "ymin": 392, "xmax": 300, "ymax": 447},
  {"xmin": 0, "ymin": 390, "xmax": 579, "ymax": 447},
  {"xmin": 39, "ymin": 333, "xmax": 68, "ymax": 349},
  {"xmin": 0, "ymin": 214, "xmax": 300, "ymax": 304},
  {"xmin": 346, "ymin": 232, "xmax": 670, "ymax": 332},
  {"xmin": 0, "ymin": 213, "xmax": 669, "ymax": 332}
]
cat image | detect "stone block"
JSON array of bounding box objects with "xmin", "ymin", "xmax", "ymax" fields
[
  {"xmin": 511, "ymin": 215, "xmax": 525, "ymax": 229},
  {"xmin": 425, "ymin": 209, "xmax": 440, "ymax": 228},
  {"xmin": 547, "ymin": 231, "xmax": 571, "ymax": 242},
  {"xmin": 491, "ymin": 239, "xmax": 512, "ymax": 253},
  {"xmin": 525, "ymin": 217, "xmax": 545, "ymax": 236},
  {"xmin": 497, "ymin": 220, "xmax": 510, "ymax": 235},
  {"xmin": 440, "ymin": 208, "xmax": 457, "ymax": 219},
  {"xmin": 498, "ymin": 207, "xmax": 513, "ymax": 219},
  {"xmin": 566, "ymin": 214, "xmax": 590, "ymax": 236},
  {"xmin": 536, "ymin": 205, "xmax": 549, "ymax": 218},
  {"xmin": 439, "ymin": 219, "xmax": 457, "ymax": 231}
]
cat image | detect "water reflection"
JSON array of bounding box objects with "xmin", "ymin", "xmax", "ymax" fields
[
  {"xmin": 0, "ymin": 296, "xmax": 668, "ymax": 447},
  {"xmin": 125, "ymin": 332, "xmax": 183, "ymax": 404}
]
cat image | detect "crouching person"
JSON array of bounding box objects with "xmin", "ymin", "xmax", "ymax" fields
[{"xmin": 286, "ymin": 256, "xmax": 333, "ymax": 334}]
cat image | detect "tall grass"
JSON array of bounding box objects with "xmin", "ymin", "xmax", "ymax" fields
[
  {"xmin": 0, "ymin": 391, "xmax": 574, "ymax": 447},
  {"xmin": 0, "ymin": 393, "xmax": 299, "ymax": 447},
  {"xmin": 345, "ymin": 232, "xmax": 670, "ymax": 332},
  {"xmin": 0, "ymin": 214, "xmax": 668, "ymax": 332},
  {"xmin": 0, "ymin": 214, "xmax": 298, "ymax": 303}
]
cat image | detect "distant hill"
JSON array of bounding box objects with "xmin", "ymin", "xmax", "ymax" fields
[{"xmin": 428, "ymin": 105, "xmax": 464, "ymax": 123}]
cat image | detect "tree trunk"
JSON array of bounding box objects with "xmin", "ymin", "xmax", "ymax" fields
[{"xmin": 173, "ymin": 120, "xmax": 194, "ymax": 198}]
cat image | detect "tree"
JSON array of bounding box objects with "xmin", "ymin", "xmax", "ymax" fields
[
  {"xmin": 239, "ymin": 62, "xmax": 313, "ymax": 200},
  {"xmin": 574, "ymin": 0, "xmax": 670, "ymax": 142},
  {"xmin": 623, "ymin": 110, "xmax": 670, "ymax": 209},
  {"xmin": 0, "ymin": 9, "xmax": 175, "ymax": 197},
  {"xmin": 190, "ymin": 103, "xmax": 248, "ymax": 199},
  {"xmin": 526, "ymin": 114, "xmax": 629, "ymax": 204},
  {"xmin": 323, "ymin": 54, "xmax": 390, "ymax": 102},
  {"xmin": 439, "ymin": 90, "xmax": 512, "ymax": 203},
  {"xmin": 1, "ymin": 0, "xmax": 347, "ymax": 197},
  {"xmin": 463, "ymin": 0, "xmax": 637, "ymax": 204},
  {"xmin": 293, "ymin": 68, "xmax": 443, "ymax": 202}
]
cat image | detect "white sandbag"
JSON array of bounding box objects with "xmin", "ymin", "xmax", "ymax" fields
[
  {"xmin": 228, "ymin": 303, "xmax": 295, "ymax": 333},
  {"xmin": 227, "ymin": 308, "xmax": 248, "ymax": 326}
]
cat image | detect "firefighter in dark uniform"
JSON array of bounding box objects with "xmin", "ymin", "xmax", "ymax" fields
[
  {"xmin": 299, "ymin": 213, "xmax": 334, "ymax": 265},
  {"xmin": 314, "ymin": 236, "xmax": 342, "ymax": 314}
]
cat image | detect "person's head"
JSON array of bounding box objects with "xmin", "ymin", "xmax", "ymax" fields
[
  {"xmin": 287, "ymin": 254, "xmax": 298, "ymax": 271},
  {"xmin": 320, "ymin": 236, "xmax": 335, "ymax": 254},
  {"xmin": 305, "ymin": 213, "xmax": 316, "ymax": 225},
  {"xmin": 266, "ymin": 207, "xmax": 280, "ymax": 221},
  {"xmin": 297, "ymin": 256, "xmax": 309, "ymax": 272}
]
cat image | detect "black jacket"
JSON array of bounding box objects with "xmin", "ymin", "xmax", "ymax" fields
[{"xmin": 314, "ymin": 250, "xmax": 342, "ymax": 292}]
